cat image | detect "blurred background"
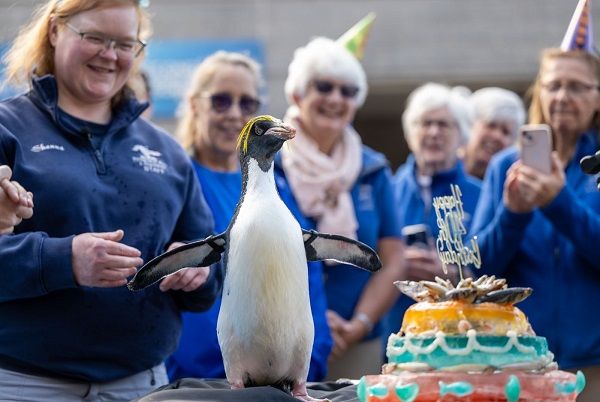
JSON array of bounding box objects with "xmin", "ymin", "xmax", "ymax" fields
[{"xmin": 0, "ymin": 0, "xmax": 597, "ymax": 168}]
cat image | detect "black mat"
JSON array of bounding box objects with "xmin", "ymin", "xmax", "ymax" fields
[{"xmin": 133, "ymin": 378, "xmax": 360, "ymax": 402}]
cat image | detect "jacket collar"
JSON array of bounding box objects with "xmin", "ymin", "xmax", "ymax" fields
[
  {"xmin": 401, "ymin": 153, "xmax": 467, "ymax": 186},
  {"xmin": 29, "ymin": 74, "xmax": 148, "ymax": 137}
]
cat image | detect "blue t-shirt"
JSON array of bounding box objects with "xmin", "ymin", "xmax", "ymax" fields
[{"xmin": 166, "ymin": 161, "xmax": 332, "ymax": 381}]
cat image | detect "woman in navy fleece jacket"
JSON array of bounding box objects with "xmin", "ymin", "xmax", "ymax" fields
[{"xmin": 0, "ymin": 1, "xmax": 221, "ymax": 401}]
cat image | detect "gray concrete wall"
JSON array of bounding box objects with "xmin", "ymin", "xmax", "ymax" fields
[{"xmin": 0, "ymin": 0, "xmax": 596, "ymax": 167}]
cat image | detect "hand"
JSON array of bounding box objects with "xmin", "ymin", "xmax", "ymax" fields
[
  {"xmin": 326, "ymin": 309, "xmax": 370, "ymax": 360},
  {"xmin": 0, "ymin": 165, "xmax": 34, "ymax": 234},
  {"xmin": 404, "ymin": 245, "xmax": 444, "ymax": 281},
  {"xmin": 158, "ymin": 241, "xmax": 210, "ymax": 292},
  {"xmin": 72, "ymin": 230, "xmax": 142, "ymax": 287},
  {"xmin": 503, "ymin": 161, "xmax": 535, "ymax": 213},
  {"xmin": 327, "ymin": 309, "xmax": 349, "ymax": 359},
  {"xmin": 517, "ymin": 152, "xmax": 565, "ymax": 208}
]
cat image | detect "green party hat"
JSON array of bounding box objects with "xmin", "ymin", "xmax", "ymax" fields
[{"xmin": 337, "ymin": 12, "xmax": 376, "ymax": 60}]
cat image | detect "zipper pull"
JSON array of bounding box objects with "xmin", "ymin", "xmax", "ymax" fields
[{"xmin": 80, "ymin": 127, "xmax": 92, "ymax": 142}]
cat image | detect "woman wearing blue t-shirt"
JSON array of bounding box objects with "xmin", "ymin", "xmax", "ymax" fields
[{"xmin": 166, "ymin": 51, "xmax": 332, "ymax": 381}]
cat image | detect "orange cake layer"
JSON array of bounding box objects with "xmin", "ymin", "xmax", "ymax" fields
[{"xmin": 401, "ymin": 301, "xmax": 533, "ymax": 336}]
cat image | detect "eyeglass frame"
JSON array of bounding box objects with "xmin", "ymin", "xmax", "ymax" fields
[
  {"xmin": 198, "ymin": 92, "xmax": 262, "ymax": 116},
  {"xmin": 311, "ymin": 79, "xmax": 360, "ymax": 99},
  {"xmin": 416, "ymin": 117, "xmax": 458, "ymax": 131},
  {"xmin": 540, "ymin": 80, "xmax": 600, "ymax": 96},
  {"xmin": 64, "ymin": 22, "xmax": 146, "ymax": 58}
]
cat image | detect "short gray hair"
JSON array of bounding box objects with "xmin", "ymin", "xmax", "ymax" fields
[
  {"xmin": 402, "ymin": 82, "xmax": 471, "ymax": 144},
  {"xmin": 469, "ymin": 87, "xmax": 526, "ymax": 138},
  {"xmin": 284, "ymin": 37, "xmax": 368, "ymax": 107}
]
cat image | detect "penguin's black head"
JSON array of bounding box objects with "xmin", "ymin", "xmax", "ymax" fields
[{"xmin": 237, "ymin": 115, "xmax": 296, "ymax": 167}]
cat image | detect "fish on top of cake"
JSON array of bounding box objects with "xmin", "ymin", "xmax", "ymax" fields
[{"xmin": 386, "ymin": 275, "xmax": 550, "ymax": 374}]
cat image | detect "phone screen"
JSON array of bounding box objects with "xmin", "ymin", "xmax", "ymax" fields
[{"xmin": 402, "ymin": 224, "xmax": 430, "ymax": 248}]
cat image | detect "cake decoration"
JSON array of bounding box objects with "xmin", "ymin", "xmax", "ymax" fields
[
  {"xmin": 505, "ymin": 375, "xmax": 521, "ymax": 402},
  {"xmin": 433, "ymin": 184, "xmax": 481, "ymax": 278},
  {"xmin": 357, "ymin": 184, "xmax": 586, "ymax": 401}
]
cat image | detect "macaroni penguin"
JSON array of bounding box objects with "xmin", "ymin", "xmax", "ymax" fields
[{"xmin": 128, "ymin": 116, "xmax": 382, "ymax": 401}]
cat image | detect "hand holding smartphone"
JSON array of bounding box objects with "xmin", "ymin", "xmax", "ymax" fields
[
  {"xmin": 519, "ymin": 124, "xmax": 553, "ymax": 175},
  {"xmin": 402, "ymin": 224, "xmax": 430, "ymax": 249}
]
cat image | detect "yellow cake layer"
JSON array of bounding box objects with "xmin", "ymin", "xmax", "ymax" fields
[{"xmin": 401, "ymin": 301, "xmax": 533, "ymax": 336}]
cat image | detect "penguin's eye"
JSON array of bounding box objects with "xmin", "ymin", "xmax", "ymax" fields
[{"xmin": 255, "ymin": 126, "xmax": 264, "ymax": 136}]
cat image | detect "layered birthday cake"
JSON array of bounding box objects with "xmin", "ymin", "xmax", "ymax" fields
[{"xmin": 357, "ymin": 275, "xmax": 586, "ymax": 402}]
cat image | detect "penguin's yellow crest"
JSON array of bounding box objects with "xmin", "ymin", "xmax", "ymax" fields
[{"xmin": 237, "ymin": 115, "xmax": 279, "ymax": 154}]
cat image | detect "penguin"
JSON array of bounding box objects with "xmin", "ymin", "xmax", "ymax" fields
[{"xmin": 128, "ymin": 115, "xmax": 382, "ymax": 401}]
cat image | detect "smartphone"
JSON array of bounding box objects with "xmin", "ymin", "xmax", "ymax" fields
[
  {"xmin": 519, "ymin": 124, "xmax": 553, "ymax": 175},
  {"xmin": 402, "ymin": 224, "xmax": 430, "ymax": 248}
]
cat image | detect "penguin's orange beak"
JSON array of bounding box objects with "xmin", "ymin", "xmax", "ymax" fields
[{"xmin": 265, "ymin": 123, "xmax": 296, "ymax": 141}]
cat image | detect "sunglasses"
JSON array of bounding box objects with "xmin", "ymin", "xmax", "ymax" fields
[
  {"xmin": 312, "ymin": 80, "xmax": 360, "ymax": 99},
  {"xmin": 202, "ymin": 93, "xmax": 261, "ymax": 115}
]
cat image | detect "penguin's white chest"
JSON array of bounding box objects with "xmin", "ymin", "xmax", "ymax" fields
[{"xmin": 217, "ymin": 160, "xmax": 313, "ymax": 382}]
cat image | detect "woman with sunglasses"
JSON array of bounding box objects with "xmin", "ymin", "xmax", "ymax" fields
[
  {"xmin": 166, "ymin": 51, "xmax": 332, "ymax": 383},
  {"xmin": 277, "ymin": 37, "xmax": 404, "ymax": 379},
  {"xmin": 470, "ymin": 47, "xmax": 600, "ymax": 401},
  {"xmin": 0, "ymin": 1, "xmax": 221, "ymax": 400}
]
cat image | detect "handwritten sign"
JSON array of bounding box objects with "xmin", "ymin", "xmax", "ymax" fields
[{"xmin": 433, "ymin": 184, "xmax": 481, "ymax": 279}]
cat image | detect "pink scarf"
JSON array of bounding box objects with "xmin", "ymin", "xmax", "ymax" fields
[{"xmin": 281, "ymin": 106, "xmax": 362, "ymax": 240}]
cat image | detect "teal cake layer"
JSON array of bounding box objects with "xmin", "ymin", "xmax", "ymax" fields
[{"xmin": 387, "ymin": 330, "xmax": 553, "ymax": 371}]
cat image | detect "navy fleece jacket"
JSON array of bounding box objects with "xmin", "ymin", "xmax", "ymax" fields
[{"xmin": 0, "ymin": 75, "xmax": 221, "ymax": 382}]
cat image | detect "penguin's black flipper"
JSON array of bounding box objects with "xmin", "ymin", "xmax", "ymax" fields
[
  {"xmin": 127, "ymin": 233, "xmax": 227, "ymax": 291},
  {"xmin": 302, "ymin": 229, "xmax": 382, "ymax": 272}
]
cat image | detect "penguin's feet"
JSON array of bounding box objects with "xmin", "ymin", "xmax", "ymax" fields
[
  {"xmin": 292, "ymin": 382, "xmax": 330, "ymax": 402},
  {"xmin": 229, "ymin": 380, "xmax": 245, "ymax": 390},
  {"xmin": 293, "ymin": 395, "xmax": 330, "ymax": 402}
]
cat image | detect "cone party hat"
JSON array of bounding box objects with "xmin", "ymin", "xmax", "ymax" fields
[
  {"xmin": 560, "ymin": 0, "xmax": 595, "ymax": 53},
  {"xmin": 336, "ymin": 12, "xmax": 376, "ymax": 60}
]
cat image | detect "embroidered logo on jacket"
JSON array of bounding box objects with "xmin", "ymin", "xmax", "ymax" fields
[
  {"xmin": 31, "ymin": 143, "xmax": 65, "ymax": 152},
  {"xmin": 132, "ymin": 145, "xmax": 167, "ymax": 174}
]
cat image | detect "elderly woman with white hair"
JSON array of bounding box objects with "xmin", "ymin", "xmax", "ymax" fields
[
  {"xmin": 383, "ymin": 83, "xmax": 481, "ymax": 340},
  {"xmin": 460, "ymin": 87, "xmax": 526, "ymax": 179},
  {"xmin": 274, "ymin": 37, "xmax": 404, "ymax": 379}
]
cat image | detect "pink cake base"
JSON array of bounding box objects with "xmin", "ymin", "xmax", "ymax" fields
[{"xmin": 357, "ymin": 370, "xmax": 583, "ymax": 402}]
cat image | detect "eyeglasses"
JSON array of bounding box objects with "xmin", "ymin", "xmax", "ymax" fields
[
  {"xmin": 201, "ymin": 92, "xmax": 261, "ymax": 115},
  {"xmin": 418, "ymin": 118, "xmax": 457, "ymax": 131},
  {"xmin": 65, "ymin": 23, "xmax": 146, "ymax": 58},
  {"xmin": 312, "ymin": 80, "xmax": 360, "ymax": 99},
  {"xmin": 541, "ymin": 80, "xmax": 600, "ymax": 96},
  {"xmin": 56, "ymin": 0, "xmax": 150, "ymax": 8}
]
